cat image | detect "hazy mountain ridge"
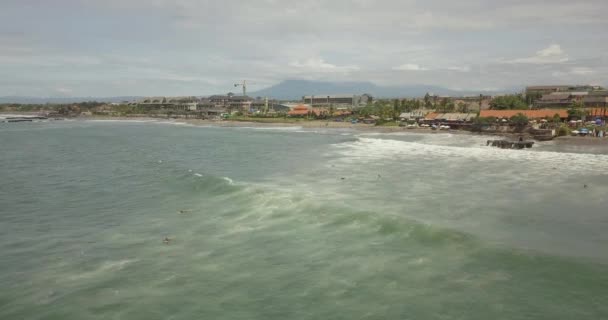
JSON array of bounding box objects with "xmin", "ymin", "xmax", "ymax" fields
[
  {"xmin": 250, "ymin": 80, "xmax": 514, "ymax": 100},
  {"xmin": 0, "ymin": 80, "xmax": 518, "ymax": 103}
]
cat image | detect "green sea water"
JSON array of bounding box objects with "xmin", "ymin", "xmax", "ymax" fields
[{"xmin": 1, "ymin": 120, "xmax": 608, "ymax": 319}]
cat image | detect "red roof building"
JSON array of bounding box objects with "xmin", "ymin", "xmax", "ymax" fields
[{"xmin": 480, "ymin": 109, "xmax": 568, "ymax": 119}]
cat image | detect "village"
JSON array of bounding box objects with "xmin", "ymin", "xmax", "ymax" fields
[{"xmin": 3, "ymin": 84, "xmax": 608, "ymax": 141}]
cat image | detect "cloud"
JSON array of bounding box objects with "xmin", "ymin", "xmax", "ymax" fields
[
  {"xmin": 509, "ymin": 44, "xmax": 569, "ymax": 64},
  {"xmin": 55, "ymin": 87, "xmax": 73, "ymax": 95},
  {"xmin": 393, "ymin": 64, "xmax": 429, "ymax": 71},
  {"xmin": 289, "ymin": 58, "xmax": 359, "ymax": 72},
  {"xmin": 570, "ymin": 67, "xmax": 594, "ymax": 75},
  {"xmin": 447, "ymin": 66, "xmax": 471, "ymax": 72},
  {"xmin": 1, "ymin": 1, "xmax": 608, "ymax": 96}
]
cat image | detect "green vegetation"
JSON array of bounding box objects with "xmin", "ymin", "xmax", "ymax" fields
[
  {"xmin": 557, "ymin": 125, "xmax": 571, "ymax": 137},
  {"xmin": 471, "ymin": 116, "xmax": 497, "ymax": 132},
  {"xmin": 567, "ymin": 101, "xmax": 588, "ymax": 119},
  {"xmin": 375, "ymin": 119, "xmax": 399, "ymax": 127},
  {"xmin": 525, "ymin": 91, "xmax": 543, "ymax": 105},
  {"xmin": 490, "ymin": 95, "xmax": 528, "ymax": 110},
  {"xmin": 509, "ymin": 113, "xmax": 529, "ymax": 127},
  {"xmin": 0, "ymin": 101, "xmax": 108, "ymax": 115}
]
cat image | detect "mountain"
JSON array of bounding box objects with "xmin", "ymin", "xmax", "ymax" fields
[
  {"xmin": 249, "ymin": 80, "xmax": 511, "ymax": 100},
  {"xmin": 0, "ymin": 96, "xmax": 142, "ymax": 104}
]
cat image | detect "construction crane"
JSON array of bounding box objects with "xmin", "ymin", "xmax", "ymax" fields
[{"xmin": 234, "ymin": 80, "xmax": 250, "ymax": 97}]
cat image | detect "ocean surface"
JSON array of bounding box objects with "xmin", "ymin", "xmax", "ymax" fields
[{"xmin": 1, "ymin": 120, "xmax": 608, "ymax": 319}]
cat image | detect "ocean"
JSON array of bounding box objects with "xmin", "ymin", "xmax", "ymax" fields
[{"xmin": 1, "ymin": 120, "xmax": 607, "ymax": 319}]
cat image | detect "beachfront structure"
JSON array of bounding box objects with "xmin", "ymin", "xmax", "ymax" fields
[
  {"xmin": 480, "ymin": 109, "xmax": 568, "ymax": 120},
  {"xmin": 399, "ymin": 109, "xmax": 431, "ymax": 121},
  {"xmin": 301, "ymin": 94, "xmax": 372, "ymax": 108},
  {"xmin": 423, "ymin": 113, "xmax": 478, "ymax": 122}
]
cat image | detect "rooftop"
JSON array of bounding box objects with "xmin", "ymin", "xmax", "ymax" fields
[{"xmin": 480, "ymin": 109, "xmax": 568, "ymax": 119}]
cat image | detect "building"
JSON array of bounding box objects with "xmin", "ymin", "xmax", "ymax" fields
[
  {"xmin": 423, "ymin": 113, "xmax": 477, "ymax": 122},
  {"xmin": 287, "ymin": 105, "xmax": 313, "ymax": 117},
  {"xmin": 526, "ymin": 85, "xmax": 605, "ymax": 97},
  {"xmin": 525, "ymin": 86, "xmax": 572, "ymax": 96},
  {"xmin": 451, "ymin": 96, "xmax": 492, "ymax": 111},
  {"xmin": 137, "ymin": 96, "xmax": 199, "ymax": 111},
  {"xmin": 480, "ymin": 109, "xmax": 568, "ymax": 120},
  {"xmin": 583, "ymin": 91, "xmax": 608, "ymax": 108},
  {"xmin": 399, "ymin": 109, "xmax": 431, "ymax": 121},
  {"xmin": 301, "ymin": 94, "xmax": 372, "ymax": 108}
]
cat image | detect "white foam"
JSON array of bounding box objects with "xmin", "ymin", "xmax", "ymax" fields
[
  {"xmin": 194, "ymin": 173, "xmax": 203, "ymax": 177},
  {"xmin": 86, "ymin": 119, "xmax": 154, "ymax": 123},
  {"xmin": 68, "ymin": 259, "xmax": 138, "ymax": 281},
  {"xmin": 333, "ymin": 137, "xmax": 608, "ymax": 174},
  {"xmin": 236, "ymin": 126, "xmax": 303, "ymax": 131},
  {"xmin": 223, "ymin": 177, "xmax": 234, "ymax": 184}
]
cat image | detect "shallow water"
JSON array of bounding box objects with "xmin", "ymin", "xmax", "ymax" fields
[{"xmin": 1, "ymin": 121, "xmax": 607, "ymax": 319}]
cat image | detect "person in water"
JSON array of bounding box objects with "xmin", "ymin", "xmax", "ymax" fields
[{"xmin": 163, "ymin": 237, "xmax": 171, "ymax": 244}]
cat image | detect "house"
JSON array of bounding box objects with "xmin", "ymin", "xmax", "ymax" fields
[
  {"xmin": 287, "ymin": 105, "xmax": 312, "ymax": 117},
  {"xmin": 399, "ymin": 109, "xmax": 430, "ymax": 121}
]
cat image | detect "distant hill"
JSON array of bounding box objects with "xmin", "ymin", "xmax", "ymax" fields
[
  {"xmin": 250, "ymin": 80, "xmax": 512, "ymax": 100},
  {"xmin": 0, "ymin": 96, "xmax": 142, "ymax": 104}
]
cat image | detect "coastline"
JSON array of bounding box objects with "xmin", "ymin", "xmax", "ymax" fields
[
  {"xmin": 25, "ymin": 114, "xmax": 608, "ymax": 146},
  {"xmin": 82, "ymin": 115, "xmax": 475, "ymax": 135}
]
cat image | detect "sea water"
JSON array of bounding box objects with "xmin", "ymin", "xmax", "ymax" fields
[{"xmin": 1, "ymin": 120, "xmax": 607, "ymax": 319}]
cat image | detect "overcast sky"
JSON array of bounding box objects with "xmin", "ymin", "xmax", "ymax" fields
[{"xmin": 1, "ymin": 0, "xmax": 607, "ymax": 97}]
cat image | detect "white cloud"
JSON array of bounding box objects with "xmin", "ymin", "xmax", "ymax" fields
[
  {"xmin": 570, "ymin": 67, "xmax": 594, "ymax": 75},
  {"xmin": 289, "ymin": 58, "xmax": 359, "ymax": 72},
  {"xmin": 447, "ymin": 66, "xmax": 471, "ymax": 72},
  {"xmin": 393, "ymin": 64, "xmax": 429, "ymax": 71},
  {"xmin": 55, "ymin": 87, "xmax": 73, "ymax": 95},
  {"xmin": 509, "ymin": 44, "xmax": 569, "ymax": 64},
  {"xmin": 2, "ymin": 1, "xmax": 608, "ymax": 96}
]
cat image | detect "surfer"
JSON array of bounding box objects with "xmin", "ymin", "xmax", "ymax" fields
[{"xmin": 163, "ymin": 237, "xmax": 171, "ymax": 244}]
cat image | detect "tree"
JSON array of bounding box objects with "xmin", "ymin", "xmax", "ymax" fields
[
  {"xmin": 552, "ymin": 113, "xmax": 562, "ymax": 124},
  {"xmin": 393, "ymin": 99, "xmax": 400, "ymax": 119},
  {"xmin": 510, "ymin": 113, "xmax": 529, "ymax": 127},
  {"xmin": 568, "ymin": 100, "xmax": 587, "ymax": 119},
  {"xmin": 439, "ymin": 98, "xmax": 448, "ymax": 112},
  {"xmin": 424, "ymin": 93, "xmax": 432, "ymax": 109},
  {"xmin": 525, "ymin": 91, "xmax": 543, "ymax": 105},
  {"xmin": 445, "ymin": 101, "xmax": 455, "ymax": 112},
  {"xmin": 457, "ymin": 102, "xmax": 468, "ymax": 113},
  {"xmin": 490, "ymin": 95, "xmax": 528, "ymax": 110}
]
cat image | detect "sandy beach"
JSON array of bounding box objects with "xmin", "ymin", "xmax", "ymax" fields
[{"xmin": 72, "ymin": 115, "xmax": 608, "ymax": 145}]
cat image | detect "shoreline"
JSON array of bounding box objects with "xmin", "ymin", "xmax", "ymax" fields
[
  {"xmin": 83, "ymin": 115, "xmax": 477, "ymax": 135},
  {"xmin": 28, "ymin": 115, "xmax": 608, "ymax": 146}
]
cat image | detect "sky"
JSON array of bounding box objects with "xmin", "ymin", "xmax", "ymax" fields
[{"xmin": 1, "ymin": 0, "xmax": 607, "ymax": 97}]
